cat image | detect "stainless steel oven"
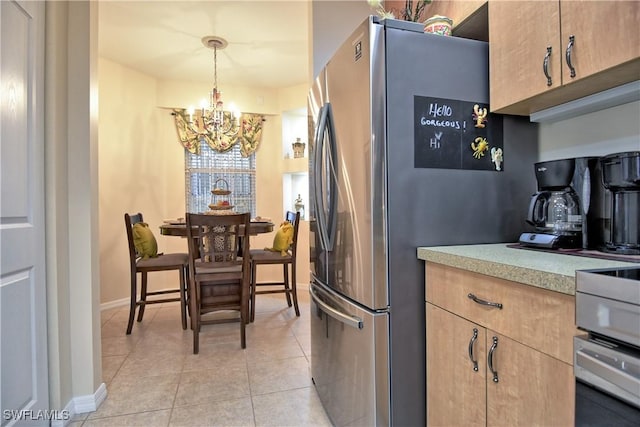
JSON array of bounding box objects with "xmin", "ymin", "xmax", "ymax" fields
[{"xmin": 574, "ymin": 266, "xmax": 640, "ymax": 426}]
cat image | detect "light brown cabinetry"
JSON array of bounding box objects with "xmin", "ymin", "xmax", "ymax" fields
[
  {"xmin": 425, "ymin": 262, "xmax": 576, "ymax": 426},
  {"xmin": 489, "ymin": 0, "xmax": 640, "ymax": 115},
  {"xmin": 427, "ymin": 304, "xmax": 486, "ymax": 427}
]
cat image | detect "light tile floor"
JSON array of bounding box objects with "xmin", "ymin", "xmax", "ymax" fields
[{"xmin": 72, "ymin": 289, "xmax": 333, "ymax": 427}]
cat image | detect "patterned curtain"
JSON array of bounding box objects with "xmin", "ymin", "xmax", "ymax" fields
[
  {"xmin": 172, "ymin": 110, "xmax": 264, "ymax": 157},
  {"xmin": 238, "ymin": 114, "xmax": 264, "ymax": 157},
  {"xmin": 173, "ymin": 109, "xmax": 200, "ymax": 154}
]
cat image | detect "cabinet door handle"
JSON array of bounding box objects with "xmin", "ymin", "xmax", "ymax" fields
[
  {"xmin": 488, "ymin": 336, "xmax": 499, "ymax": 383},
  {"xmin": 467, "ymin": 293, "xmax": 503, "ymax": 309},
  {"xmin": 468, "ymin": 328, "xmax": 479, "ymax": 372},
  {"xmin": 543, "ymin": 46, "xmax": 553, "ymax": 86},
  {"xmin": 566, "ymin": 35, "xmax": 576, "ymax": 78}
]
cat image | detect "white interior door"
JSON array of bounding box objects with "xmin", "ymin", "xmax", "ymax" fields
[{"xmin": 0, "ymin": 1, "xmax": 48, "ymax": 425}]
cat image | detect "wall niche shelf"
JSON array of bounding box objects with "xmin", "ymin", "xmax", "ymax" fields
[
  {"xmin": 283, "ymin": 172, "xmax": 308, "ymax": 220},
  {"xmin": 283, "ymin": 157, "xmax": 308, "ymax": 174},
  {"xmin": 281, "ymin": 107, "xmax": 309, "ymax": 220},
  {"xmin": 282, "ymin": 107, "xmax": 308, "ymax": 160}
]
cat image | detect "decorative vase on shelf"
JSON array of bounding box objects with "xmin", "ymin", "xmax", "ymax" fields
[
  {"xmin": 294, "ymin": 194, "xmax": 305, "ymax": 219},
  {"xmin": 292, "ymin": 138, "xmax": 306, "ymax": 159}
]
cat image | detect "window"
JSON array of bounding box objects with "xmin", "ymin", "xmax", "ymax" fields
[{"xmin": 185, "ymin": 140, "xmax": 256, "ymax": 216}]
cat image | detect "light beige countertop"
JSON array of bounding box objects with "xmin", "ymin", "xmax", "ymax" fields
[{"xmin": 417, "ymin": 243, "xmax": 637, "ymax": 295}]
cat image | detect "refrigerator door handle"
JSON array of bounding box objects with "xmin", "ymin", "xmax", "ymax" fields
[
  {"xmin": 313, "ymin": 104, "xmax": 329, "ymax": 251},
  {"xmin": 324, "ymin": 103, "xmax": 338, "ymax": 252},
  {"xmin": 310, "ymin": 284, "xmax": 363, "ymax": 329},
  {"xmin": 313, "ymin": 102, "xmax": 338, "ymax": 252}
]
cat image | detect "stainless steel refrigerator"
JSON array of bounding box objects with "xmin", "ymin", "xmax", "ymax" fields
[{"xmin": 308, "ymin": 17, "xmax": 538, "ymax": 426}]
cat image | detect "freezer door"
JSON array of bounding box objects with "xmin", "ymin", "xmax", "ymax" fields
[{"xmin": 310, "ymin": 281, "xmax": 390, "ymax": 427}]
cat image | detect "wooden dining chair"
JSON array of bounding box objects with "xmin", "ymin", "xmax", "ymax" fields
[
  {"xmin": 249, "ymin": 211, "xmax": 301, "ymax": 322},
  {"xmin": 124, "ymin": 213, "xmax": 189, "ymax": 334},
  {"xmin": 186, "ymin": 212, "xmax": 251, "ymax": 354}
]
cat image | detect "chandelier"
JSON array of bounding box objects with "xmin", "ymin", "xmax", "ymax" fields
[
  {"xmin": 173, "ymin": 36, "xmax": 265, "ymax": 157},
  {"xmin": 176, "ymin": 36, "xmax": 240, "ymax": 153}
]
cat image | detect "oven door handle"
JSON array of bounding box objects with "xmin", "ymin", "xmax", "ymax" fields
[{"xmin": 576, "ymin": 348, "xmax": 640, "ymax": 397}]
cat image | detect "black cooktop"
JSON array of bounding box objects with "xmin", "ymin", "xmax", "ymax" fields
[
  {"xmin": 507, "ymin": 243, "xmax": 640, "ymax": 264},
  {"xmin": 589, "ymin": 267, "xmax": 640, "ymax": 281},
  {"xmin": 577, "ymin": 266, "xmax": 640, "ymax": 305}
]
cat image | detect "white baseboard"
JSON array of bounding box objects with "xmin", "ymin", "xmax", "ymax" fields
[
  {"xmin": 100, "ymin": 297, "xmax": 129, "ymax": 311},
  {"xmin": 102, "ymin": 283, "xmax": 309, "ymax": 311},
  {"xmin": 100, "ymin": 292, "xmax": 185, "ymax": 311},
  {"xmin": 51, "ymin": 383, "xmax": 108, "ymax": 427},
  {"xmin": 74, "ymin": 382, "xmax": 107, "ymax": 413}
]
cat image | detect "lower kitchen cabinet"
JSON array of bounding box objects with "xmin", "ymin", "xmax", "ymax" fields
[
  {"xmin": 486, "ymin": 327, "xmax": 574, "ymax": 426},
  {"xmin": 425, "ymin": 262, "xmax": 575, "ymax": 426},
  {"xmin": 427, "ymin": 303, "xmax": 486, "ymax": 427}
]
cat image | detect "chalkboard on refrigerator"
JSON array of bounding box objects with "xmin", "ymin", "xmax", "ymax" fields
[{"xmin": 414, "ymin": 95, "xmax": 504, "ymax": 171}]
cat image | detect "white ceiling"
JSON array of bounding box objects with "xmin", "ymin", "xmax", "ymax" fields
[{"xmin": 98, "ymin": 0, "xmax": 310, "ymax": 89}]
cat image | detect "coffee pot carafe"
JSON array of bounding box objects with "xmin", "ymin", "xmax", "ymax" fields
[{"xmin": 527, "ymin": 189, "xmax": 582, "ymax": 235}]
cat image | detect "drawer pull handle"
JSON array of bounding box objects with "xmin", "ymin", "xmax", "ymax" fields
[
  {"xmin": 468, "ymin": 328, "xmax": 479, "ymax": 372},
  {"xmin": 488, "ymin": 336, "xmax": 499, "ymax": 383},
  {"xmin": 467, "ymin": 293, "xmax": 503, "ymax": 309},
  {"xmin": 543, "ymin": 46, "xmax": 552, "ymax": 86},
  {"xmin": 565, "ymin": 35, "xmax": 576, "ymax": 78}
]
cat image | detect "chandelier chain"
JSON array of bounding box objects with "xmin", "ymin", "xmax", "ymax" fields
[{"xmin": 213, "ymin": 43, "xmax": 218, "ymax": 92}]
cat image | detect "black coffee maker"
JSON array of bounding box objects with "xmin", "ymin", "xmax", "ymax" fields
[
  {"xmin": 600, "ymin": 151, "xmax": 640, "ymax": 255},
  {"xmin": 519, "ymin": 157, "xmax": 606, "ymax": 249}
]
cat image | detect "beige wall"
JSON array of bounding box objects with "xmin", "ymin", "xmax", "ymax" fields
[
  {"xmin": 538, "ymin": 100, "xmax": 640, "ymax": 161},
  {"xmin": 98, "ymin": 58, "xmax": 186, "ymax": 305},
  {"xmin": 311, "ymin": 0, "xmax": 371, "ymax": 78},
  {"xmin": 98, "ymin": 60, "xmax": 310, "ymax": 306}
]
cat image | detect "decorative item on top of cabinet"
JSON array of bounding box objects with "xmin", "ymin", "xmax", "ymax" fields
[
  {"xmin": 367, "ymin": 0, "xmax": 432, "ymax": 22},
  {"xmin": 419, "ymin": 0, "xmax": 488, "ymax": 40},
  {"xmin": 489, "ymin": 0, "xmax": 640, "ymax": 116},
  {"xmin": 423, "ymin": 15, "xmax": 453, "ymax": 35}
]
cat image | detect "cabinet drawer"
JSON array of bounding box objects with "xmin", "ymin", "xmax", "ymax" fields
[{"xmin": 425, "ymin": 262, "xmax": 576, "ymax": 364}]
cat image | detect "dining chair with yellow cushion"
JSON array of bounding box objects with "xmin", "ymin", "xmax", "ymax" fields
[
  {"xmin": 249, "ymin": 211, "xmax": 301, "ymax": 322},
  {"xmin": 186, "ymin": 212, "xmax": 251, "ymax": 354},
  {"xmin": 124, "ymin": 212, "xmax": 189, "ymax": 335}
]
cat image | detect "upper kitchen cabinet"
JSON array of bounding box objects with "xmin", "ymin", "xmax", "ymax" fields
[{"xmin": 489, "ymin": 0, "xmax": 640, "ymax": 116}]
